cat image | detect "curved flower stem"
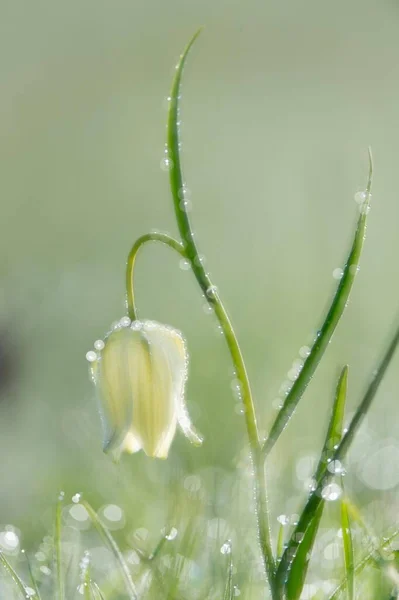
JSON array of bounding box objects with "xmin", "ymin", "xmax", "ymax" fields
[
  {"xmin": 165, "ymin": 31, "xmax": 277, "ymax": 596},
  {"xmin": 126, "ymin": 232, "xmax": 186, "ymax": 321}
]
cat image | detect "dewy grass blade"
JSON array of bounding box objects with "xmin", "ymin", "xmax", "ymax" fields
[
  {"xmin": 277, "ymin": 322, "xmax": 399, "ymax": 595},
  {"xmin": 22, "ymin": 550, "xmax": 42, "ymax": 600},
  {"xmin": 0, "ymin": 551, "xmax": 36, "ymax": 598},
  {"xmin": 82, "ymin": 501, "xmax": 138, "ymax": 600},
  {"xmin": 166, "ymin": 31, "xmax": 277, "ymax": 595},
  {"xmin": 223, "ymin": 550, "xmax": 234, "ymax": 600},
  {"xmin": 55, "ymin": 494, "xmax": 65, "ymax": 600},
  {"xmin": 262, "ymin": 151, "xmax": 373, "ymax": 458},
  {"xmin": 328, "ymin": 526, "xmax": 399, "ymax": 600},
  {"xmin": 341, "ymin": 493, "xmax": 355, "ymax": 600},
  {"xmin": 279, "ymin": 366, "xmax": 348, "ymax": 598}
]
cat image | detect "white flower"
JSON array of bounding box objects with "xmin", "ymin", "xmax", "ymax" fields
[{"xmin": 87, "ymin": 318, "xmax": 202, "ymax": 460}]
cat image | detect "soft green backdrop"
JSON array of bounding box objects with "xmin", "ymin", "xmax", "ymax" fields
[{"xmin": 0, "ymin": 0, "xmax": 398, "ymax": 556}]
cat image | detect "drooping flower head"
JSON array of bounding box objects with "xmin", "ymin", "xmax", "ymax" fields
[{"xmin": 86, "ymin": 317, "xmax": 202, "ymax": 460}]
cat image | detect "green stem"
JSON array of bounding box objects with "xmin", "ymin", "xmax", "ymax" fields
[
  {"xmin": 165, "ymin": 31, "xmax": 277, "ymax": 596},
  {"xmin": 126, "ymin": 232, "xmax": 185, "ymax": 320}
]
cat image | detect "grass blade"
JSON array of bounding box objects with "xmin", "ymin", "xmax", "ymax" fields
[
  {"xmin": 341, "ymin": 493, "xmax": 355, "ymax": 600},
  {"xmin": 263, "ymin": 151, "xmax": 372, "ymax": 458},
  {"xmin": 223, "ymin": 551, "xmax": 234, "ymax": 600},
  {"xmin": 0, "ymin": 551, "xmax": 37, "ymax": 598},
  {"xmin": 25, "ymin": 551, "xmax": 42, "ymax": 600},
  {"xmin": 277, "ymin": 322, "xmax": 399, "ymax": 596},
  {"xmin": 90, "ymin": 581, "xmax": 106, "ymax": 600},
  {"xmin": 328, "ymin": 526, "xmax": 399, "ymax": 600},
  {"xmin": 280, "ymin": 366, "xmax": 348, "ymax": 599},
  {"xmin": 55, "ymin": 494, "xmax": 65, "ymax": 600},
  {"xmin": 82, "ymin": 500, "xmax": 138, "ymax": 600}
]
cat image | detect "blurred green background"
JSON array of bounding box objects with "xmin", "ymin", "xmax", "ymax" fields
[{"xmin": 0, "ymin": 0, "xmax": 399, "ymax": 577}]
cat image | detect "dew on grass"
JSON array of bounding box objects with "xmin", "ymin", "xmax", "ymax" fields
[
  {"xmin": 299, "ymin": 346, "xmax": 311, "ymax": 358},
  {"xmin": 72, "ymin": 493, "xmax": 81, "ymax": 504},
  {"xmin": 321, "ymin": 483, "xmax": 342, "ymax": 501},
  {"xmin": 277, "ymin": 514, "xmax": 290, "ymax": 526},
  {"xmin": 94, "ymin": 340, "xmax": 104, "ymax": 351},
  {"xmin": 206, "ymin": 285, "xmax": 218, "ymax": 299},
  {"xmin": 40, "ymin": 566, "xmax": 51, "ymax": 576},
  {"xmin": 332, "ymin": 268, "xmax": 344, "ymax": 280},
  {"xmin": 220, "ymin": 540, "xmax": 232, "ymax": 555},
  {"xmin": 354, "ymin": 191, "xmax": 367, "ymax": 205},
  {"xmin": 327, "ymin": 460, "xmax": 345, "ymax": 475},
  {"xmin": 179, "ymin": 259, "xmax": 191, "ymax": 271},
  {"xmin": 165, "ymin": 527, "xmax": 178, "ymax": 541},
  {"xmin": 160, "ymin": 157, "xmax": 173, "ymax": 171}
]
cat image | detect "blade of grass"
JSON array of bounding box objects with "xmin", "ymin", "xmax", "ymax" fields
[
  {"xmin": 280, "ymin": 366, "xmax": 348, "ymax": 599},
  {"xmin": 90, "ymin": 581, "xmax": 106, "ymax": 600},
  {"xmin": 276, "ymin": 524, "xmax": 285, "ymax": 561},
  {"xmin": 24, "ymin": 551, "xmax": 42, "ymax": 600},
  {"xmin": 82, "ymin": 500, "xmax": 138, "ymax": 600},
  {"xmin": 223, "ymin": 549, "xmax": 234, "ymax": 600},
  {"xmin": 262, "ymin": 151, "xmax": 372, "ymax": 458},
  {"xmin": 328, "ymin": 526, "xmax": 399, "ymax": 600},
  {"xmin": 341, "ymin": 491, "xmax": 355, "ymax": 600},
  {"xmin": 0, "ymin": 551, "xmax": 37, "ymax": 598},
  {"xmin": 277, "ymin": 322, "xmax": 399, "ymax": 596},
  {"xmin": 55, "ymin": 494, "xmax": 64, "ymax": 600}
]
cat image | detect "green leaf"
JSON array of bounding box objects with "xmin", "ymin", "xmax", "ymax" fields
[
  {"xmin": 341, "ymin": 493, "xmax": 355, "ymax": 600},
  {"xmin": 263, "ymin": 151, "xmax": 373, "ymax": 458},
  {"xmin": 276, "ymin": 319, "xmax": 399, "ymax": 598},
  {"xmin": 0, "ymin": 551, "xmax": 37, "ymax": 599},
  {"xmin": 82, "ymin": 500, "xmax": 138, "ymax": 600},
  {"xmin": 279, "ymin": 366, "xmax": 348, "ymax": 599}
]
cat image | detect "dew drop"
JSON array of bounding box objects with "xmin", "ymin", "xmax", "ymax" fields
[
  {"xmin": 86, "ymin": 351, "xmax": 97, "ymax": 363},
  {"xmin": 349, "ymin": 264, "xmax": 360, "ymax": 276},
  {"xmin": 103, "ymin": 504, "xmax": 123, "ymax": 522},
  {"xmin": 94, "ymin": 340, "xmax": 105, "ymax": 351},
  {"xmin": 354, "ymin": 191, "xmax": 367, "ymax": 204},
  {"xmin": 321, "ymin": 483, "xmax": 342, "ymax": 501},
  {"xmin": 203, "ymin": 303, "xmax": 213, "ymax": 315},
  {"xmin": 178, "ymin": 185, "xmax": 191, "ymax": 200},
  {"xmin": 120, "ymin": 316, "xmax": 131, "ymax": 327},
  {"xmin": 165, "ymin": 527, "xmax": 178, "ymax": 541},
  {"xmin": 299, "ymin": 346, "xmax": 311, "ymax": 358},
  {"xmin": 179, "ymin": 259, "xmax": 191, "ymax": 271},
  {"xmin": 131, "ymin": 321, "xmax": 142, "ymax": 331},
  {"xmin": 220, "ymin": 541, "xmax": 232, "ymax": 555},
  {"xmin": 194, "ymin": 254, "xmax": 206, "ymax": 267},
  {"xmin": 72, "ymin": 493, "xmax": 81, "ymax": 504},
  {"xmin": 359, "ymin": 203, "xmax": 371, "ymax": 215},
  {"xmin": 160, "ymin": 157, "xmax": 173, "ymax": 171},
  {"xmin": 234, "ymin": 586, "xmax": 241, "ymax": 596},
  {"xmin": 332, "ymin": 268, "xmax": 344, "ymax": 280},
  {"xmin": 206, "ymin": 285, "xmax": 218, "ymax": 299},
  {"xmin": 179, "ymin": 199, "xmax": 192, "ymax": 212},
  {"xmin": 277, "ymin": 514, "xmax": 290, "ymax": 526},
  {"xmin": 327, "ymin": 460, "xmax": 345, "ymax": 475}
]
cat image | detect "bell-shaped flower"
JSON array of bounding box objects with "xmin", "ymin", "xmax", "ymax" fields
[{"xmin": 86, "ymin": 318, "xmax": 203, "ymax": 460}]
